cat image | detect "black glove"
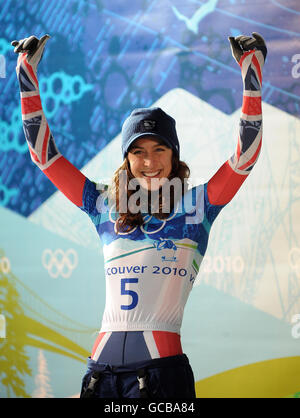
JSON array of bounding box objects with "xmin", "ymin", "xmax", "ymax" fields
[
  {"xmin": 11, "ymin": 34, "xmax": 50, "ymax": 73},
  {"xmin": 228, "ymin": 32, "xmax": 267, "ymax": 65}
]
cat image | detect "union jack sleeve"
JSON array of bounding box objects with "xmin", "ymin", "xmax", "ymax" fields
[
  {"xmin": 17, "ymin": 52, "xmax": 61, "ymax": 170},
  {"xmin": 207, "ymin": 48, "xmax": 265, "ymax": 205},
  {"xmin": 16, "ymin": 52, "xmax": 86, "ymax": 207}
]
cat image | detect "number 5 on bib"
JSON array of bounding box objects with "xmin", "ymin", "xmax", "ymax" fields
[{"xmin": 120, "ymin": 278, "xmax": 138, "ymax": 310}]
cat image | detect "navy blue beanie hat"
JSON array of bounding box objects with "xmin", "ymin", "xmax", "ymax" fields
[{"xmin": 121, "ymin": 107, "xmax": 180, "ymax": 159}]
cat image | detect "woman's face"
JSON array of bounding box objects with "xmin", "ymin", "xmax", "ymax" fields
[{"xmin": 127, "ymin": 137, "xmax": 173, "ymax": 190}]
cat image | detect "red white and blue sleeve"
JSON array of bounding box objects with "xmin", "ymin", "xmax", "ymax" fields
[
  {"xmin": 16, "ymin": 51, "xmax": 99, "ymax": 211},
  {"xmin": 206, "ymin": 47, "xmax": 265, "ymax": 206}
]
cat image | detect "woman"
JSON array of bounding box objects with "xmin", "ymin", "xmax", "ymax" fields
[{"xmin": 12, "ymin": 32, "xmax": 267, "ymax": 398}]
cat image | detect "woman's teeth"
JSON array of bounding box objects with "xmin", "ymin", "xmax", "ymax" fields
[{"xmin": 142, "ymin": 171, "xmax": 160, "ymax": 177}]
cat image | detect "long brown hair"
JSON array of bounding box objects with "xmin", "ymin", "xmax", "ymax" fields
[{"xmin": 108, "ymin": 150, "xmax": 190, "ymax": 233}]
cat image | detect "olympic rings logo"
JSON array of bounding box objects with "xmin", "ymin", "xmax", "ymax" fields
[
  {"xmin": 108, "ymin": 201, "xmax": 180, "ymax": 235},
  {"xmin": 42, "ymin": 249, "xmax": 78, "ymax": 278}
]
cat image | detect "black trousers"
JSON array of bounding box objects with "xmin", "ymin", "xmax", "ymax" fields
[{"xmin": 80, "ymin": 354, "xmax": 196, "ymax": 399}]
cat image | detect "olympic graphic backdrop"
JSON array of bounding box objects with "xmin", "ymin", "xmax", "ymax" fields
[{"xmin": 0, "ymin": 0, "xmax": 300, "ymax": 398}]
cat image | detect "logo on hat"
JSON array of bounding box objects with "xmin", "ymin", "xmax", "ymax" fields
[{"xmin": 143, "ymin": 120, "xmax": 156, "ymax": 130}]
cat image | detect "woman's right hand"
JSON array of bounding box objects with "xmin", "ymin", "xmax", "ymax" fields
[{"xmin": 11, "ymin": 34, "xmax": 50, "ymax": 75}]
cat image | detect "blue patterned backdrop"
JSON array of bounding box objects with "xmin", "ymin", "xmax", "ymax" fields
[
  {"xmin": 1, "ymin": 0, "xmax": 299, "ymax": 216},
  {"xmin": 1, "ymin": 0, "xmax": 300, "ymax": 398}
]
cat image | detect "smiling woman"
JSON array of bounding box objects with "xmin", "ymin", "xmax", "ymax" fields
[
  {"xmin": 127, "ymin": 138, "xmax": 173, "ymax": 185},
  {"xmin": 109, "ymin": 107, "xmax": 191, "ymax": 231},
  {"xmin": 110, "ymin": 139, "xmax": 190, "ymax": 232},
  {"xmin": 11, "ymin": 32, "xmax": 267, "ymax": 399}
]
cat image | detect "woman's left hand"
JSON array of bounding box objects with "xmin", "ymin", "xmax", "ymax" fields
[{"xmin": 228, "ymin": 32, "xmax": 267, "ymax": 65}]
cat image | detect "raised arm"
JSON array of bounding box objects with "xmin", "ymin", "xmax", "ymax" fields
[
  {"xmin": 207, "ymin": 33, "xmax": 267, "ymax": 205},
  {"xmin": 11, "ymin": 35, "xmax": 87, "ymax": 207}
]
